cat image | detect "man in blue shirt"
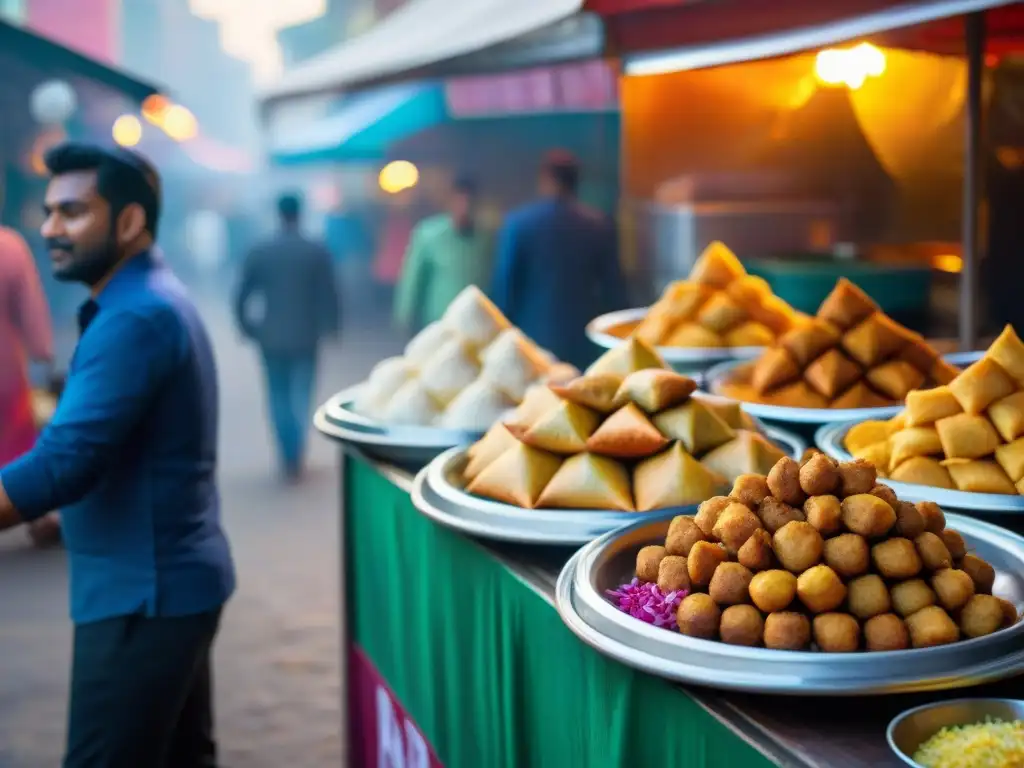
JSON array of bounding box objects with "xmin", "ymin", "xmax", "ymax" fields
[
  {"xmin": 0, "ymin": 143, "xmax": 235, "ymax": 767},
  {"xmin": 491, "ymin": 150, "xmax": 627, "ymax": 370}
]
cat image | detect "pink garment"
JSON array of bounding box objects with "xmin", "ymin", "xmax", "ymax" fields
[
  {"xmin": 0, "ymin": 228, "xmax": 53, "ymax": 464},
  {"xmin": 372, "ymin": 212, "xmax": 415, "ymax": 285}
]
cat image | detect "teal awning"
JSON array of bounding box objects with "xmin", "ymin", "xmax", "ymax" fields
[{"xmin": 267, "ymin": 83, "xmax": 448, "ymax": 165}]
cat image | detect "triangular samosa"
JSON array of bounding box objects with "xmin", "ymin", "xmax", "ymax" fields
[
  {"xmin": 511, "ymin": 385, "xmax": 562, "ymax": 426},
  {"xmin": 479, "ymin": 328, "xmax": 549, "ymax": 401},
  {"xmin": 438, "ymin": 378, "xmax": 513, "ymax": 432},
  {"xmin": 464, "ymin": 424, "xmax": 519, "ymax": 481},
  {"xmin": 535, "ymin": 453, "xmax": 634, "ymax": 511},
  {"xmin": 441, "ymin": 285, "xmax": 510, "ymax": 347},
  {"xmin": 816, "ymin": 278, "xmax": 879, "ymax": 330},
  {"xmin": 653, "ymin": 400, "xmax": 735, "ymax": 455},
  {"xmin": 418, "ymin": 337, "xmax": 480, "ymax": 406},
  {"xmin": 634, "ymin": 442, "xmax": 729, "ymax": 511},
  {"xmin": 519, "ymin": 401, "xmax": 600, "ymax": 454},
  {"xmin": 550, "ymin": 374, "xmax": 623, "ymax": 414},
  {"xmin": 382, "ymin": 380, "xmax": 441, "ymax": 426},
  {"xmin": 465, "ymin": 443, "xmax": 562, "ymax": 508},
  {"xmin": 586, "ymin": 337, "xmax": 666, "ymax": 376},
  {"xmin": 612, "ymin": 369, "xmax": 697, "ymax": 413},
  {"xmin": 689, "ymin": 241, "xmax": 746, "ymax": 287},
  {"xmin": 587, "ymin": 403, "xmax": 669, "ymax": 459},
  {"xmin": 700, "ymin": 430, "xmax": 786, "ymax": 479}
]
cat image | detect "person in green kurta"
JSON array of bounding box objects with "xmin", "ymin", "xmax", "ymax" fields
[{"xmin": 393, "ymin": 177, "xmax": 494, "ymax": 333}]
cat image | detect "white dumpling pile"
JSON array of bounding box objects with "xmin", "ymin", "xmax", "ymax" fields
[{"xmin": 352, "ymin": 285, "xmax": 579, "ymax": 430}]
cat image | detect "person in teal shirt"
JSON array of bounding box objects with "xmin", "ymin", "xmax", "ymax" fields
[{"xmin": 393, "ymin": 177, "xmax": 494, "ymax": 333}]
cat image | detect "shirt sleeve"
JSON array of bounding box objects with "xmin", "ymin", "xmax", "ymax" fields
[
  {"xmin": 10, "ymin": 232, "xmax": 53, "ymax": 361},
  {"xmin": 0, "ymin": 309, "xmax": 179, "ymax": 519},
  {"xmin": 234, "ymin": 248, "xmax": 259, "ymax": 337}
]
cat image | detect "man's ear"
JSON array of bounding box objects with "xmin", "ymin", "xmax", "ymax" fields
[{"xmin": 116, "ymin": 203, "xmax": 147, "ymax": 245}]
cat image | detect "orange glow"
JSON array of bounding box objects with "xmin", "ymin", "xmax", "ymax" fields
[
  {"xmin": 162, "ymin": 105, "xmax": 199, "ymax": 142},
  {"xmin": 931, "ymin": 254, "xmax": 962, "ymax": 274},
  {"xmin": 141, "ymin": 94, "xmax": 171, "ymax": 125}
]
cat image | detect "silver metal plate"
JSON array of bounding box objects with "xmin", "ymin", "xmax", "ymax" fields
[
  {"xmin": 887, "ymin": 698, "xmax": 1024, "ymax": 767},
  {"xmin": 704, "ymin": 352, "xmax": 986, "ymax": 427},
  {"xmin": 586, "ymin": 308, "xmax": 766, "ymax": 372},
  {"xmin": 816, "ymin": 420, "xmax": 1024, "ymax": 514},
  {"xmin": 556, "ymin": 510, "xmax": 1024, "ymax": 696},
  {"xmin": 410, "ymin": 426, "xmax": 807, "ymax": 546},
  {"xmin": 313, "ymin": 387, "xmax": 485, "ymax": 467}
]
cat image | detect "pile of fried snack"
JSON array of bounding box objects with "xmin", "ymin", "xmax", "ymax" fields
[
  {"xmin": 630, "ymin": 452, "xmax": 1019, "ymax": 651},
  {"xmin": 353, "ymin": 286, "xmax": 578, "ymax": 431},
  {"xmin": 462, "ymin": 339, "xmax": 787, "ymax": 512},
  {"xmin": 628, "ymin": 241, "xmax": 805, "ymax": 349},
  {"xmin": 718, "ymin": 279, "xmax": 960, "ymax": 409},
  {"xmin": 846, "ymin": 325, "xmax": 1024, "ymax": 495}
]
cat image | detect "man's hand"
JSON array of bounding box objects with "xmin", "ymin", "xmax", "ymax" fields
[{"xmin": 0, "ymin": 477, "xmax": 24, "ymax": 532}]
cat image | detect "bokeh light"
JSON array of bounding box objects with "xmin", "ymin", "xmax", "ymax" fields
[
  {"xmin": 814, "ymin": 43, "xmax": 886, "ymax": 90},
  {"xmin": 141, "ymin": 94, "xmax": 171, "ymax": 125},
  {"xmin": 112, "ymin": 115, "xmax": 143, "ymax": 147},
  {"xmin": 162, "ymin": 104, "xmax": 199, "ymax": 141},
  {"xmin": 378, "ymin": 160, "xmax": 420, "ymax": 194}
]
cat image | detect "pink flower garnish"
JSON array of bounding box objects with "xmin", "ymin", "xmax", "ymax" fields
[{"xmin": 606, "ymin": 578, "xmax": 688, "ymax": 629}]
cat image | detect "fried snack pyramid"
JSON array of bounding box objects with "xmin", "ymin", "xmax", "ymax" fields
[
  {"xmin": 464, "ymin": 348, "xmax": 787, "ymax": 511},
  {"xmin": 844, "ymin": 325, "xmax": 1024, "ymax": 495},
  {"xmin": 629, "ymin": 453, "xmax": 1019, "ymax": 650},
  {"xmin": 353, "ymin": 286, "xmax": 580, "ymax": 430},
  {"xmin": 631, "ymin": 241, "xmax": 804, "ymax": 349},
  {"xmin": 721, "ymin": 279, "xmax": 958, "ymax": 409}
]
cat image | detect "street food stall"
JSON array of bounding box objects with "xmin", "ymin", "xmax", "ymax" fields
[{"xmin": 257, "ymin": 1, "xmax": 1024, "ymax": 765}]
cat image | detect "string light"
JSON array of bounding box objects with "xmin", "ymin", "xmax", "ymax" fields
[{"xmin": 112, "ymin": 115, "xmax": 143, "ymax": 147}]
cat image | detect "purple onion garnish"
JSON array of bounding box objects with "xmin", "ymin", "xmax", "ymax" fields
[{"xmin": 606, "ymin": 578, "xmax": 688, "ymax": 629}]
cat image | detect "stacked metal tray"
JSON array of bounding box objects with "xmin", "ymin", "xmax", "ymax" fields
[
  {"xmin": 816, "ymin": 420, "xmax": 1024, "ymax": 515},
  {"xmin": 314, "ymin": 386, "xmax": 486, "ymax": 466},
  {"xmin": 410, "ymin": 427, "xmax": 807, "ymax": 546},
  {"xmin": 556, "ymin": 511, "xmax": 1024, "ymax": 695}
]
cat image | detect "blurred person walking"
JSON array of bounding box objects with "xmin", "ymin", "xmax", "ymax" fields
[
  {"xmin": 492, "ymin": 151, "xmax": 627, "ymax": 369},
  {"xmin": 235, "ymin": 193, "xmax": 339, "ymax": 481},
  {"xmin": 394, "ymin": 176, "xmax": 493, "ymax": 334},
  {"xmin": 0, "ymin": 143, "xmax": 235, "ymax": 767}
]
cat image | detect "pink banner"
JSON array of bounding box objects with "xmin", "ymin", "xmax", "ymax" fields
[
  {"xmin": 349, "ymin": 645, "xmax": 445, "ymax": 768},
  {"xmin": 28, "ymin": 0, "xmax": 119, "ymax": 63},
  {"xmin": 445, "ymin": 60, "xmax": 618, "ymax": 118}
]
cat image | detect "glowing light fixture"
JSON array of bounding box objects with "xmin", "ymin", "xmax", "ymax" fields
[
  {"xmin": 141, "ymin": 94, "xmax": 171, "ymax": 125},
  {"xmin": 932, "ymin": 253, "xmax": 963, "ymax": 274},
  {"xmin": 379, "ymin": 160, "xmax": 419, "ymax": 194},
  {"xmin": 814, "ymin": 42, "xmax": 886, "ymax": 90},
  {"xmin": 112, "ymin": 115, "xmax": 143, "ymax": 147},
  {"xmin": 162, "ymin": 104, "xmax": 199, "ymax": 141}
]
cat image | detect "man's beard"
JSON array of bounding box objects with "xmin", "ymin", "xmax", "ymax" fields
[{"xmin": 47, "ymin": 235, "xmax": 120, "ymax": 287}]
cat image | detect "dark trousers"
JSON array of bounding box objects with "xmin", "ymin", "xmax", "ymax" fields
[
  {"xmin": 64, "ymin": 609, "xmax": 222, "ymax": 768},
  {"xmin": 261, "ymin": 351, "xmax": 317, "ymax": 473}
]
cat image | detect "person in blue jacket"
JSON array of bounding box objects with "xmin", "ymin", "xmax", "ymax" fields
[{"xmin": 491, "ymin": 150, "xmax": 627, "ymax": 370}]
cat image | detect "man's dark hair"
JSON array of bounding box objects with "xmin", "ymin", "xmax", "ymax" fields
[
  {"xmin": 452, "ymin": 175, "xmax": 478, "ymax": 198},
  {"xmin": 541, "ymin": 150, "xmax": 580, "ymax": 196},
  {"xmin": 43, "ymin": 142, "xmax": 162, "ymax": 239},
  {"xmin": 277, "ymin": 193, "xmax": 302, "ymax": 224}
]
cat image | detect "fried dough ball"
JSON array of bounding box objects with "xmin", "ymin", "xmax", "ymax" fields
[
  {"xmin": 847, "ymin": 574, "xmax": 892, "ymax": 620},
  {"xmin": 720, "ymin": 605, "xmax": 765, "ymax": 647},
  {"xmin": 657, "ymin": 555, "xmax": 691, "ymax": 594},
  {"xmin": 737, "ymin": 529, "xmax": 775, "ymax": 571},
  {"xmin": 799, "ymin": 453, "xmax": 840, "ymax": 496},
  {"xmin": 773, "ymin": 521, "xmax": 824, "ymax": 573},
  {"xmin": 996, "ymin": 597, "xmax": 1019, "ymax": 627},
  {"xmin": 749, "ymin": 569, "xmax": 798, "ymax": 613},
  {"xmin": 939, "ymin": 529, "xmax": 967, "ymax": 561},
  {"xmin": 763, "ymin": 612, "xmax": 811, "ymax": 650},
  {"xmin": 915, "ymin": 532, "xmax": 953, "ymax": 571},
  {"xmin": 666, "ymin": 515, "xmax": 706, "ymax": 557},
  {"xmin": 894, "ymin": 501, "xmax": 927, "ymax": 539},
  {"xmin": 767, "ymin": 457, "xmax": 806, "ymax": 506},
  {"xmin": 959, "ymin": 554, "xmax": 996, "ymax": 595},
  {"xmin": 906, "ymin": 605, "xmax": 960, "ymax": 648},
  {"xmin": 687, "ymin": 541, "xmax": 729, "ymax": 587},
  {"xmin": 803, "ymin": 495, "xmax": 843, "ymax": 537},
  {"xmin": 837, "ymin": 459, "xmax": 877, "ymax": 497},
  {"xmin": 916, "ymin": 501, "xmax": 946, "ymax": 534},
  {"xmin": 800, "ymin": 448, "xmax": 823, "ymax": 465},
  {"xmin": 823, "ymin": 533, "xmax": 870, "ymax": 578},
  {"xmin": 731, "ymin": 474, "xmax": 771, "ymax": 508},
  {"xmin": 960, "ymin": 594, "xmax": 1005, "ymax": 639},
  {"xmin": 713, "ymin": 503, "xmax": 763, "ymax": 554},
  {"xmin": 871, "ymin": 537, "xmax": 922, "ymax": 580},
  {"xmin": 695, "ymin": 496, "xmax": 733, "ymax": 536},
  {"xmin": 891, "ymin": 579, "xmax": 937, "ymax": 618},
  {"xmin": 841, "ymin": 494, "xmax": 896, "ymax": 538},
  {"xmin": 797, "ymin": 565, "xmax": 847, "ymax": 613},
  {"xmin": 636, "ymin": 545, "xmax": 667, "ymax": 582},
  {"xmin": 931, "ymin": 568, "xmax": 975, "ymax": 612},
  {"xmin": 869, "ymin": 484, "xmax": 899, "ymax": 510},
  {"xmin": 813, "ymin": 613, "xmax": 860, "ymax": 652},
  {"xmin": 864, "ymin": 613, "xmax": 910, "ymax": 651},
  {"xmin": 677, "ymin": 593, "xmax": 721, "ymax": 639},
  {"xmin": 709, "ymin": 562, "xmax": 754, "ymax": 605},
  {"xmin": 758, "ymin": 497, "xmax": 805, "ymax": 534}
]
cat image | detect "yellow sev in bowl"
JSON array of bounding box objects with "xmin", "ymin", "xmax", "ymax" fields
[{"xmin": 912, "ymin": 718, "xmax": 1024, "ymax": 768}]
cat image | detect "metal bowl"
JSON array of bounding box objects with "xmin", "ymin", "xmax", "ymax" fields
[{"xmin": 887, "ymin": 698, "xmax": 1024, "ymax": 767}]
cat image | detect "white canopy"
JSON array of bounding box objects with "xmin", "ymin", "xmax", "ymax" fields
[{"xmin": 260, "ymin": 0, "xmax": 585, "ymax": 103}]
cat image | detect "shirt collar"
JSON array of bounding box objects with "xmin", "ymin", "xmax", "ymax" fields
[{"xmin": 93, "ymin": 248, "xmax": 161, "ymax": 306}]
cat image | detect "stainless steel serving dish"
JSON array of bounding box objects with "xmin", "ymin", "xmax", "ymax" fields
[
  {"xmin": 411, "ymin": 425, "xmax": 806, "ymax": 546},
  {"xmin": 816, "ymin": 420, "xmax": 1024, "ymax": 515},
  {"xmin": 556, "ymin": 511, "xmax": 1024, "ymax": 695},
  {"xmin": 314, "ymin": 386, "xmax": 486, "ymax": 467},
  {"xmin": 887, "ymin": 698, "xmax": 1024, "ymax": 767}
]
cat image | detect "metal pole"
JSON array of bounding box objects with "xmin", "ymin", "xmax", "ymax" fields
[{"xmin": 960, "ymin": 11, "xmax": 986, "ymax": 351}]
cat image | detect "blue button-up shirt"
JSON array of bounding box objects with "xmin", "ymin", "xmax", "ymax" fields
[{"xmin": 1, "ymin": 250, "xmax": 235, "ymax": 624}]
